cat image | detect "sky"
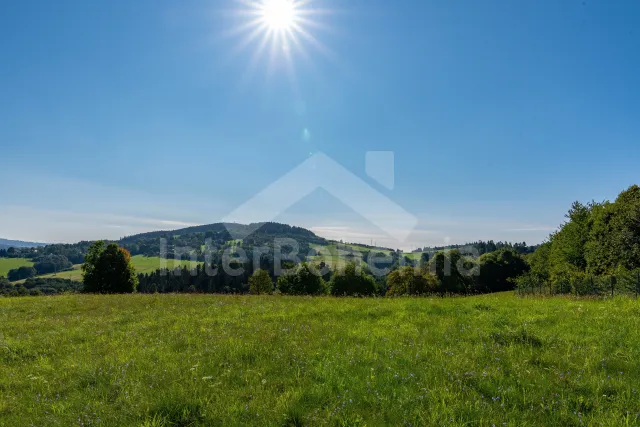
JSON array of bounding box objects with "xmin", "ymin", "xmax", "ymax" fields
[{"xmin": 0, "ymin": 0, "xmax": 639, "ymax": 249}]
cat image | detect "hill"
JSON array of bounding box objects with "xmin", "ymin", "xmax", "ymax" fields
[
  {"xmin": 0, "ymin": 238, "xmax": 46, "ymax": 250},
  {"xmin": 0, "ymin": 258, "xmax": 34, "ymax": 277},
  {"xmin": 18, "ymin": 255, "xmax": 202, "ymax": 283},
  {"xmin": 118, "ymin": 221, "xmax": 328, "ymax": 258},
  {"xmin": 0, "ymin": 222, "xmax": 328, "ymax": 263}
]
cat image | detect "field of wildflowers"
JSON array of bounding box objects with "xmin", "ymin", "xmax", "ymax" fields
[{"xmin": 1, "ymin": 293, "xmax": 639, "ymax": 426}]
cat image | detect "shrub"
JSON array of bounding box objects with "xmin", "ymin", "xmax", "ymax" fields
[
  {"xmin": 7, "ymin": 266, "xmax": 37, "ymax": 282},
  {"xmin": 386, "ymin": 266, "xmax": 438, "ymax": 296},
  {"xmin": 330, "ymin": 262, "xmax": 377, "ymax": 296},
  {"xmin": 249, "ymin": 269, "xmax": 273, "ymax": 295},
  {"xmin": 277, "ymin": 262, "xmax": 325, "ymax": 295}
]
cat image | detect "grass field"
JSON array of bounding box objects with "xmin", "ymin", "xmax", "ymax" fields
[
  {"xmin": 0, "ymin": 258, "xmax": 33, "ymax": 277},
  {"xmin": 307, "ymin": 244, "xmax": 381, "ymax": 270},
  {"xmin": 33, "ymin": 256, "xmax": 202, "ymax": 282},
  {"xmin": 1, "ymin": 294, "xmax": 640, "ymax": 426},
  {"xmin": 308, "ymin": 245, "xmax": 426, "ymax": 269}
]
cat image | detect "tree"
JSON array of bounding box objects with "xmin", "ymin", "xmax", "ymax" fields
[
  {"xmin": 0, "ymin": 276, "xmax": 10, "ymax": 289},
  {"xmin": 277, "ymin": 262, "xmax": 326, "ymax": 295},
  {"xmin": 420, "ymin": 252, "xmax": 430, "ymax": 265},
  {"xmin": 33, "ymin": 254, "xmax": 72, "ymax": 275},
  {"xmin": 520, "ymin": 185, "xmax": 640, "ymax": 291},
  {"xmin": 7, "ymin": 266, "xmax": 37, "ymax": 282},
  {"xmin": 82, "ymin": 241, "xmax": 138, "ymax": 293},
  {"xmin": 249, "ymin": 269, "xmax": 273, "ymax": 295},
  {"xmin": 386, "ymin": 266, "xmax": 438, "ymax": 296},
  {"xmin": 330, "ymin": 262, "xmax": 377, "ymax": 296},
  {"xmin": 429, "ymin": 250, "xmax": 474, "ymax": 294},
  {"xmin": 476, "ymin": 248, "xmax": 529, "ymax": 293}
]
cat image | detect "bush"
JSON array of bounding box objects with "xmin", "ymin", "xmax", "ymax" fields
[
  {"xmin": 477, "ymin": 249, "xmax": 529, "ymax": 293},
  {"xmin": 33, "ymin": 254, "xmax": 73, "ymax": 275},
  {"xmin": 7, "ymin": 266, "xmax": 37, "ymax": 282},
  {"xmin": 330, "ymin": 262, "xmax": 377, "ymax": 296},
  {"xmin": 277, "ymin": 262, "xmax": 325, "ymax": 295},
  {"xmin": 249, "ymin": 269, "xmax": 273, "ymax": 295},
  {"xmin": 386, "ymin": 266, "xmax": 438, "ymax": 296},
  {"xmin": 428, "ymin": 250, "xmax": 475, "ymax": 294}
]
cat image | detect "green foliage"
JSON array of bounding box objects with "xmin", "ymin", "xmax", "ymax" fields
[
  {"xmin": 7, "ymin": 266, "xmax": 37, "ymax": 282},
  {"xmin": 82, "ymin": 241, "xmax": 138, "ymax": 294},
  {"xmin": 33, "ymin": 254, "xmax": 72, "ymax": 275},
  {"xmin": 329, "ymin": 262, "xmax": 377, "ymax": 296},
  {"xmin": 385, "ymin": 266, "xmax": 438, "ymax": 296},
  {"xmin": 0, "ymin": 258, "xmax": 34, "ymax": 277},
  {"xmin": 415, "ymin": 240, "xmax": 538, "ymax": 258},
  {"xmin": 249, "ymin": 269, "xmax": 273, "ymax": 295},
  {"xmin": 277, "ymin": 262, "xmax": 326, "ymax": 295},
  {"xmin": 0, "ymin": 276, "xmax": 12, "ymax": 294},
  {"xmin": 522, "ymin": 185, "xmax": 640, "ymax": 293},
  {"xmin": 428, "ymin": 250, "xmax": 475, "ymax": 294},
  {"xmin": 1, "ymin": 278, "xmax": 83, "ymax": 296},
  {"xmin": 477, "ymin": 248, "xmax": 529, "ymax": 293}
]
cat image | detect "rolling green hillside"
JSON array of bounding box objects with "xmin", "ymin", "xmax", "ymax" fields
[
  {"xmin": 0, "ymin": 258, "xmax": 33, "ymax": 277},
  {"xmin": 31, "ymin": 256, "xmax": 202, "ymax": 282}
]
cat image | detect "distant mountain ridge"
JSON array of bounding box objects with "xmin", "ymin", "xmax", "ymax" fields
[
  {"xmin": 0, "ymin": 222, "xmax": 328, "ymax": 264},
  {"xmin": 118, "ymin": 222, "xmax": 322, "ymax": 242},
  {"xmin": 117, "ymin": 221, "xmax": 327, "ymax": 258},
  {"xmin": 0, "ymin": 238, "xmax": 46, "ymax": 250}
]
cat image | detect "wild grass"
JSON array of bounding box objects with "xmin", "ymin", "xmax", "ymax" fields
[
  {"xmin": 1, "ymin": 293, "xmax": 639, "ymax": 426},
  {"xmin": 307, "ymin": 244, "xmax": 375, "ymax": 270},
  {"xmin": 0, "ymin": 258, "xmax": 33, "ymax": 277},
  {"xmin": 33, "ymin": 256, "xmax": 201, "ymax": 282}
]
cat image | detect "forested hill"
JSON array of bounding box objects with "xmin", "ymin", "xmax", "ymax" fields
[
  {"xmin": 0, "ymin": 239, "xmax": 46, "ymax": 250},
  {"xmin": 0, "ymin": 222, "xmax": 328, "ymax": 262},
  {"xmin": 416, "ymin": 241, "xmax": 540, "ymax": 257},
  {"xmin": 118, "ymin": 222, "xmax": 327, "ymax": 258}
]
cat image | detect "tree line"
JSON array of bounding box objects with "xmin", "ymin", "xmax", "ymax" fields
[
  {"xmin": 413, "ymin": 240, "xmax": 539, "ymax": 256},
  {"xmin": 1, "ymin": 243, "xmax": 529, "ymax": 297},
  {"xmin": 133, "ymin": 246, "xmax": 528, "ymax": 296},
  {"xmin": 514, "ymin": 184, "xmax": 640, "ymax": 296},
  {"xmin": 5, "ymin": 254, "xmax": 73, "ymax": 281}
]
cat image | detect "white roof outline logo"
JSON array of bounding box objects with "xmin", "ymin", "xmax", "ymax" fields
[{"xmin": 223, "ymin": 152, "xmax": 418, "ymax": 243}]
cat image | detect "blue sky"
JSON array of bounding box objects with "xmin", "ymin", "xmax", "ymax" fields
[{"xmin": 1, "ymin": 0, "xmax": 638, "ymax": 249}]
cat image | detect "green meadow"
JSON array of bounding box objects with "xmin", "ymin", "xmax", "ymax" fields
[
  {"xmin": 33, "ymin": 256, "xmax": 201, "ymax": 282},
  {"xmin": 1, "ymin": 293, "xmax": 639, "ymax": 426},
  {"xmin": 0, "ymin": 258, "xmax": 33, "ymax": 278},
  {"xmin": 307, "ymin": 244, "xmax": 389, "ymax": 270}
]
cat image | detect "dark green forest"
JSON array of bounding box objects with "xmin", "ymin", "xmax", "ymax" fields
[{"xmin": 516, "ymin": 185, "xmax": 640, "ymax": 295}]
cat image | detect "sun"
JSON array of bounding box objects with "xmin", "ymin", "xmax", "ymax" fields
[
  {"xmin": 260, "ymin": 0, "xmax": 297, "ymax": 31},
  {"xmin": 225, "ymin": 0, "xmax": 335, "ymax": 85}
]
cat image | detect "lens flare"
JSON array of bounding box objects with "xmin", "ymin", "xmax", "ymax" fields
[{"xmin": 225, "ymin": 0, "xmax": 336, "ymax": 85}]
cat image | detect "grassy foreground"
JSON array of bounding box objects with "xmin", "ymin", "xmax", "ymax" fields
[{"xmin": 1, "ymin": 294, "xmax": 639, "ymax": 426}]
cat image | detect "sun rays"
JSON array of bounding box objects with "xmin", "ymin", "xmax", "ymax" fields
[{"xmin": 225, "ymin": 0, "xmax": 336, "ymax": 87}]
